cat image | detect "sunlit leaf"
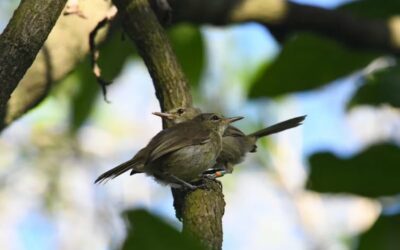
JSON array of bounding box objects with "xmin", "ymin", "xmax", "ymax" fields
[
  {"xmin": 168, "ymin": 24, "xmax": 205, "ymax": 88},
  {"xmin": 348, "ymin": 65, "xmax": 400, "ymax": 109},
  {"xmin": 122, "ymin": 209, "xmax": 204, "ymax": 250},
  {"xmin": 249, "ymin": 33, "xmax": 378, "ymax": 98},
  {"xmin": 357, "ymin": 213, "xmax": 400, "ymax": 250},
  {"xmin": 306, "ymin": 143, "xmax": 400, "ymax": 197}
]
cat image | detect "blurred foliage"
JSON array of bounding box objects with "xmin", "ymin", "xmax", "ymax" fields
[
  {"xmin": 69, "ymin": 58, "xmax": 100, "ymax": 133},
  {"xmin": 348, "ymin": 65, "xmax": 400, "ymax": 109},
  {"xmin": 168, "ymin": 24, "xmax": 205, "ymax": 88},
  {"xmin": 357, "ymin": 213, "xmax": 400, "ymax": 250},
  {"xmin": 249, "ymin": 33, "xmax": 378, "ymax": 98},
  {"xmin": 97, "ymin": 28, "xmax": 137, "ymax": 81},
  {"xmin": 340, "ymin": 0, "xmax": 400, "ymax": 19},
  {"xmin": 306, "ymin": 143, "xmax": 400, "ymax": 197},
  {"xmin": 67, "ymin": 28, "xmax": 137, "ymax": 133},
  {"xmin": 68, "ymin": 24, "xmax": 205, "ymax": 133},
  {"xmin": 122, "ymin": 209, "xmax": 204, "ymax": 250},
  {"xmin": 6, "ymin": 0, "xmax": 400, "ymax": 249}
]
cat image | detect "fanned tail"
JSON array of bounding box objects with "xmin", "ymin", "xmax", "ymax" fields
[
  {"xmin": 94, "ymin": 159, "xmax": 141, "ymax": 184},
  {"xmin": 248, "ymin": 115, "xmax": 306, "ymax": 139}
]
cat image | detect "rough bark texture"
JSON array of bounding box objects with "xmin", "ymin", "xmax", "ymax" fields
[
  {"xmin": 3, "ymin": 0, "xmax": 400, "ymax": 130},
  {"xmin": 4, "ymin": 0, "xmax": 112, "ymax": 128},
  {"xmin": 0, "ymin": 0, "xmax": 67, "ymax": 130},
  {"xmin": 112, "ymin": 0, "xmax": 225, "ymax": 249},
  {"xmin": 113, "ymin": 0, "xmax": 191, "ymax": 110},
  {"xmin": 181, "ymin": 179, "xmax": 225, "ymax": 250}
]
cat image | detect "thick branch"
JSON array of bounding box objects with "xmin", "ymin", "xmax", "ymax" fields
[
  {"xmin": 4, "ymin": 0, "xmax": 400, "ymax": 131},
  {"xmin": 112, "ymin": 0, "xmax": 224, "ymax": 249},
  {"xmin": 4, "ymin": 0, "xmax": 400, "ymax": 133},
  {"xmin": 0, "ymin": 0, "xmax": 67, "ymax": 129},
  {"xmin": 4, "ymin": 0, "xmax": 112, "ymax": 128},
  {"xmin": 113, "ymin": 0, "xmax": 191, "ymax": 110},
  {"xmin": 167, "ymin": 0, "xmax": 400, "ymax": 53}
]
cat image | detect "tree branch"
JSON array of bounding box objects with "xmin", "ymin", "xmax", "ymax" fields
[
  {"xmin": 3, "ymin": 0, "xmax": 113, "ymax": 129},
  {"xmin": 0, "ymin": 0, "xmax": 68, "ymax": 129},
  {"xmin": 4, "ymin": 0, "xmax": 400, "ymax": 131},
  {"xmin": 112, "ymin": 0, "xmax": 224, "ymax": 249},
  {"xmin": 166, "ymin": 0, "xmax": 400, "ymax": 53},
  {"xmin": 112, "ymin": 0, "xmax": 191, "ymax": 110}
]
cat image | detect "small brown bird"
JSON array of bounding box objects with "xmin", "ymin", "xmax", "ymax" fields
[
  {"xmin": 95, "ymin": 113, "xmax": 243, "ymax": 189},
  {"xmin": 153, "ymin": 107, "xmax": 306, "ymax": 175}
]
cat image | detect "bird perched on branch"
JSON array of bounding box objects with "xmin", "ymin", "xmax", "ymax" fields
[
  {"xmin": 153, "ymin": 107, "xmax": 306, "ymax": 176},
  {"xmin": 95, "ymin": 113, "xmax": 243, "ymax": 189}
]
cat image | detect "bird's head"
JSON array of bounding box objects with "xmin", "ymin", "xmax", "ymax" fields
[{"xmin": 152, "ymin": 107, "xmax": 201, "ymax": 124}]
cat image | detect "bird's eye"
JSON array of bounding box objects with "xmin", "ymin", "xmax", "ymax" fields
[
  {"xmin": 211, "ymin": 115, "xmax": 220, "ymax": 121},
  {"xmin": 177, "ymin": 108, "xmax": 185, "ymax": 115}
]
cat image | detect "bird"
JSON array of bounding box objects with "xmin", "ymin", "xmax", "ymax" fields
[
  {"xmin": 94, "ymin": 113, "xmax": 243, "ymax": 189},
  {"xmin": 153, "ymin": 107, "xmax": 306, "ymax": 175}
]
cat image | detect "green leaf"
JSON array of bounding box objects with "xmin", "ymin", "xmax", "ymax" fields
[
  {"xmin": 69, "ymin": 58, "xmax": 100, "ymax": 132},
  {"xmin": 306, "ymin": 143, "xmax": 400, "ymax": 197},
  {"xmin": 249, "ymin": 33, "xmax": 378, "ymax": 98},
  {"xmin": 168, "ymin": 24, "xmax": 204, "ymax": 88},
  {"xmin": 357, "ymin": 213, "xmax": 400, "ymax": 250},
  {"xmin": 68, "ymin": 29, "xmax": 136, "ymax": 132},
  {"xmin": 340, "ymin": 0, "xmax": 400, "ymax": 19},
  {"xmin": 348, "ymin": 65, "xmax": 400, "ymax": 109},
  {"xmin": 122, "ymin": 209, "xmax": 204, "ymax": 250},
  {"xmin": 97, "ymin": 28, "xmax": 136, "ymax": 81}
]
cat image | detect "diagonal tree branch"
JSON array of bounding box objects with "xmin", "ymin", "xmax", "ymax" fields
[
  {"xmin": 3, "ymin": 0, "xmax": 115, "ymax": 129},
  {"xmin": 112, "ymin": 0, "xmax": 225, "ymax": 249},
  {"xmin": 0, "ymin": 0, "xmax": 68, "ymax": 130}
]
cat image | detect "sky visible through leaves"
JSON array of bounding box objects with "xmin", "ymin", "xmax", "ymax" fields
[{"xmin": 2, "ymin": 0, "xmax": 399, "ymax": 249}]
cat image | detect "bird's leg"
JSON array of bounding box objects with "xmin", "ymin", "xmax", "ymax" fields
[
  {"xmin": 202, "ymin": 168, "xmax": 227, "ymax": 179},
  {"xmin": 168, "ymin": 174, "xmax": 198, "ymax": 190}
]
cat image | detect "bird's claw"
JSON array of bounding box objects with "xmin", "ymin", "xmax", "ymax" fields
[{"xmin": 202, "ymin": 170, "xmax": 227, "ymax": 179}]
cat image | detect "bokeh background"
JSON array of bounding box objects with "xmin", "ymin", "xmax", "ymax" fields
[{"xmin": 1, "ymin": 0, "xmax": 400, "ymax": 249}]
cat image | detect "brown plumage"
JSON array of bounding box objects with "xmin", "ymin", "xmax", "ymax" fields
[
  {"xmin": 154, "ymin": 107, "xmax": 306, "ymax": 174},
  {"xmin": 95, "ymin": 113, "xmax": 242, "ymax": 188}
]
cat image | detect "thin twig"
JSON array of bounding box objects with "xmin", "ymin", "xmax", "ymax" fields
[{"xmin": 88, "ymin": 6, "xmax": 118, "ymax": 103}]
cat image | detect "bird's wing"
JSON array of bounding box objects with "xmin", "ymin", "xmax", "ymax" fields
[
  {"xmin": 147, "ymin": 122, "xmax": 211, "ymax": 163},
  {"xmin": 224, "ymin": 125, "xmax": 245, "ymax": 137}
]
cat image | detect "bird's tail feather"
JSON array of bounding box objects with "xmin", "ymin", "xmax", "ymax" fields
[
  {"xmin": 248, "ymin": 115, "xmax": 306, "ymax": 139},
  {"xmin": 94, "ymin": 159, "xmax": 141, "ymax": 184}
]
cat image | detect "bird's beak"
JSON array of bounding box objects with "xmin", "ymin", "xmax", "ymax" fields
[
  {"xmin": 225, "ymin": 116, "xmax": 243, "ymax": 123},
  {"xmin": 152, "ymin": 111, "xmax": 175, "ymax": 120}
]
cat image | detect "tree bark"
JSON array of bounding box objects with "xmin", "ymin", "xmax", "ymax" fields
[
  {"xmin": 4, "ymin": 0, "xmax": 112, "ymax": 129},
  {"xmin": 0, "ymin": 0, "xmax": 67, "ymax": 129},
  {"xmin": 167, "ymin": 0, "xmax": 400, "ymax": 53},
  {"xmin": 3, "ymin": 0, "xmax": 400, "ymax": 130},
  {"xmin": 112, "ymin": 0, "xmax": 225, "ymax": 249}
]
